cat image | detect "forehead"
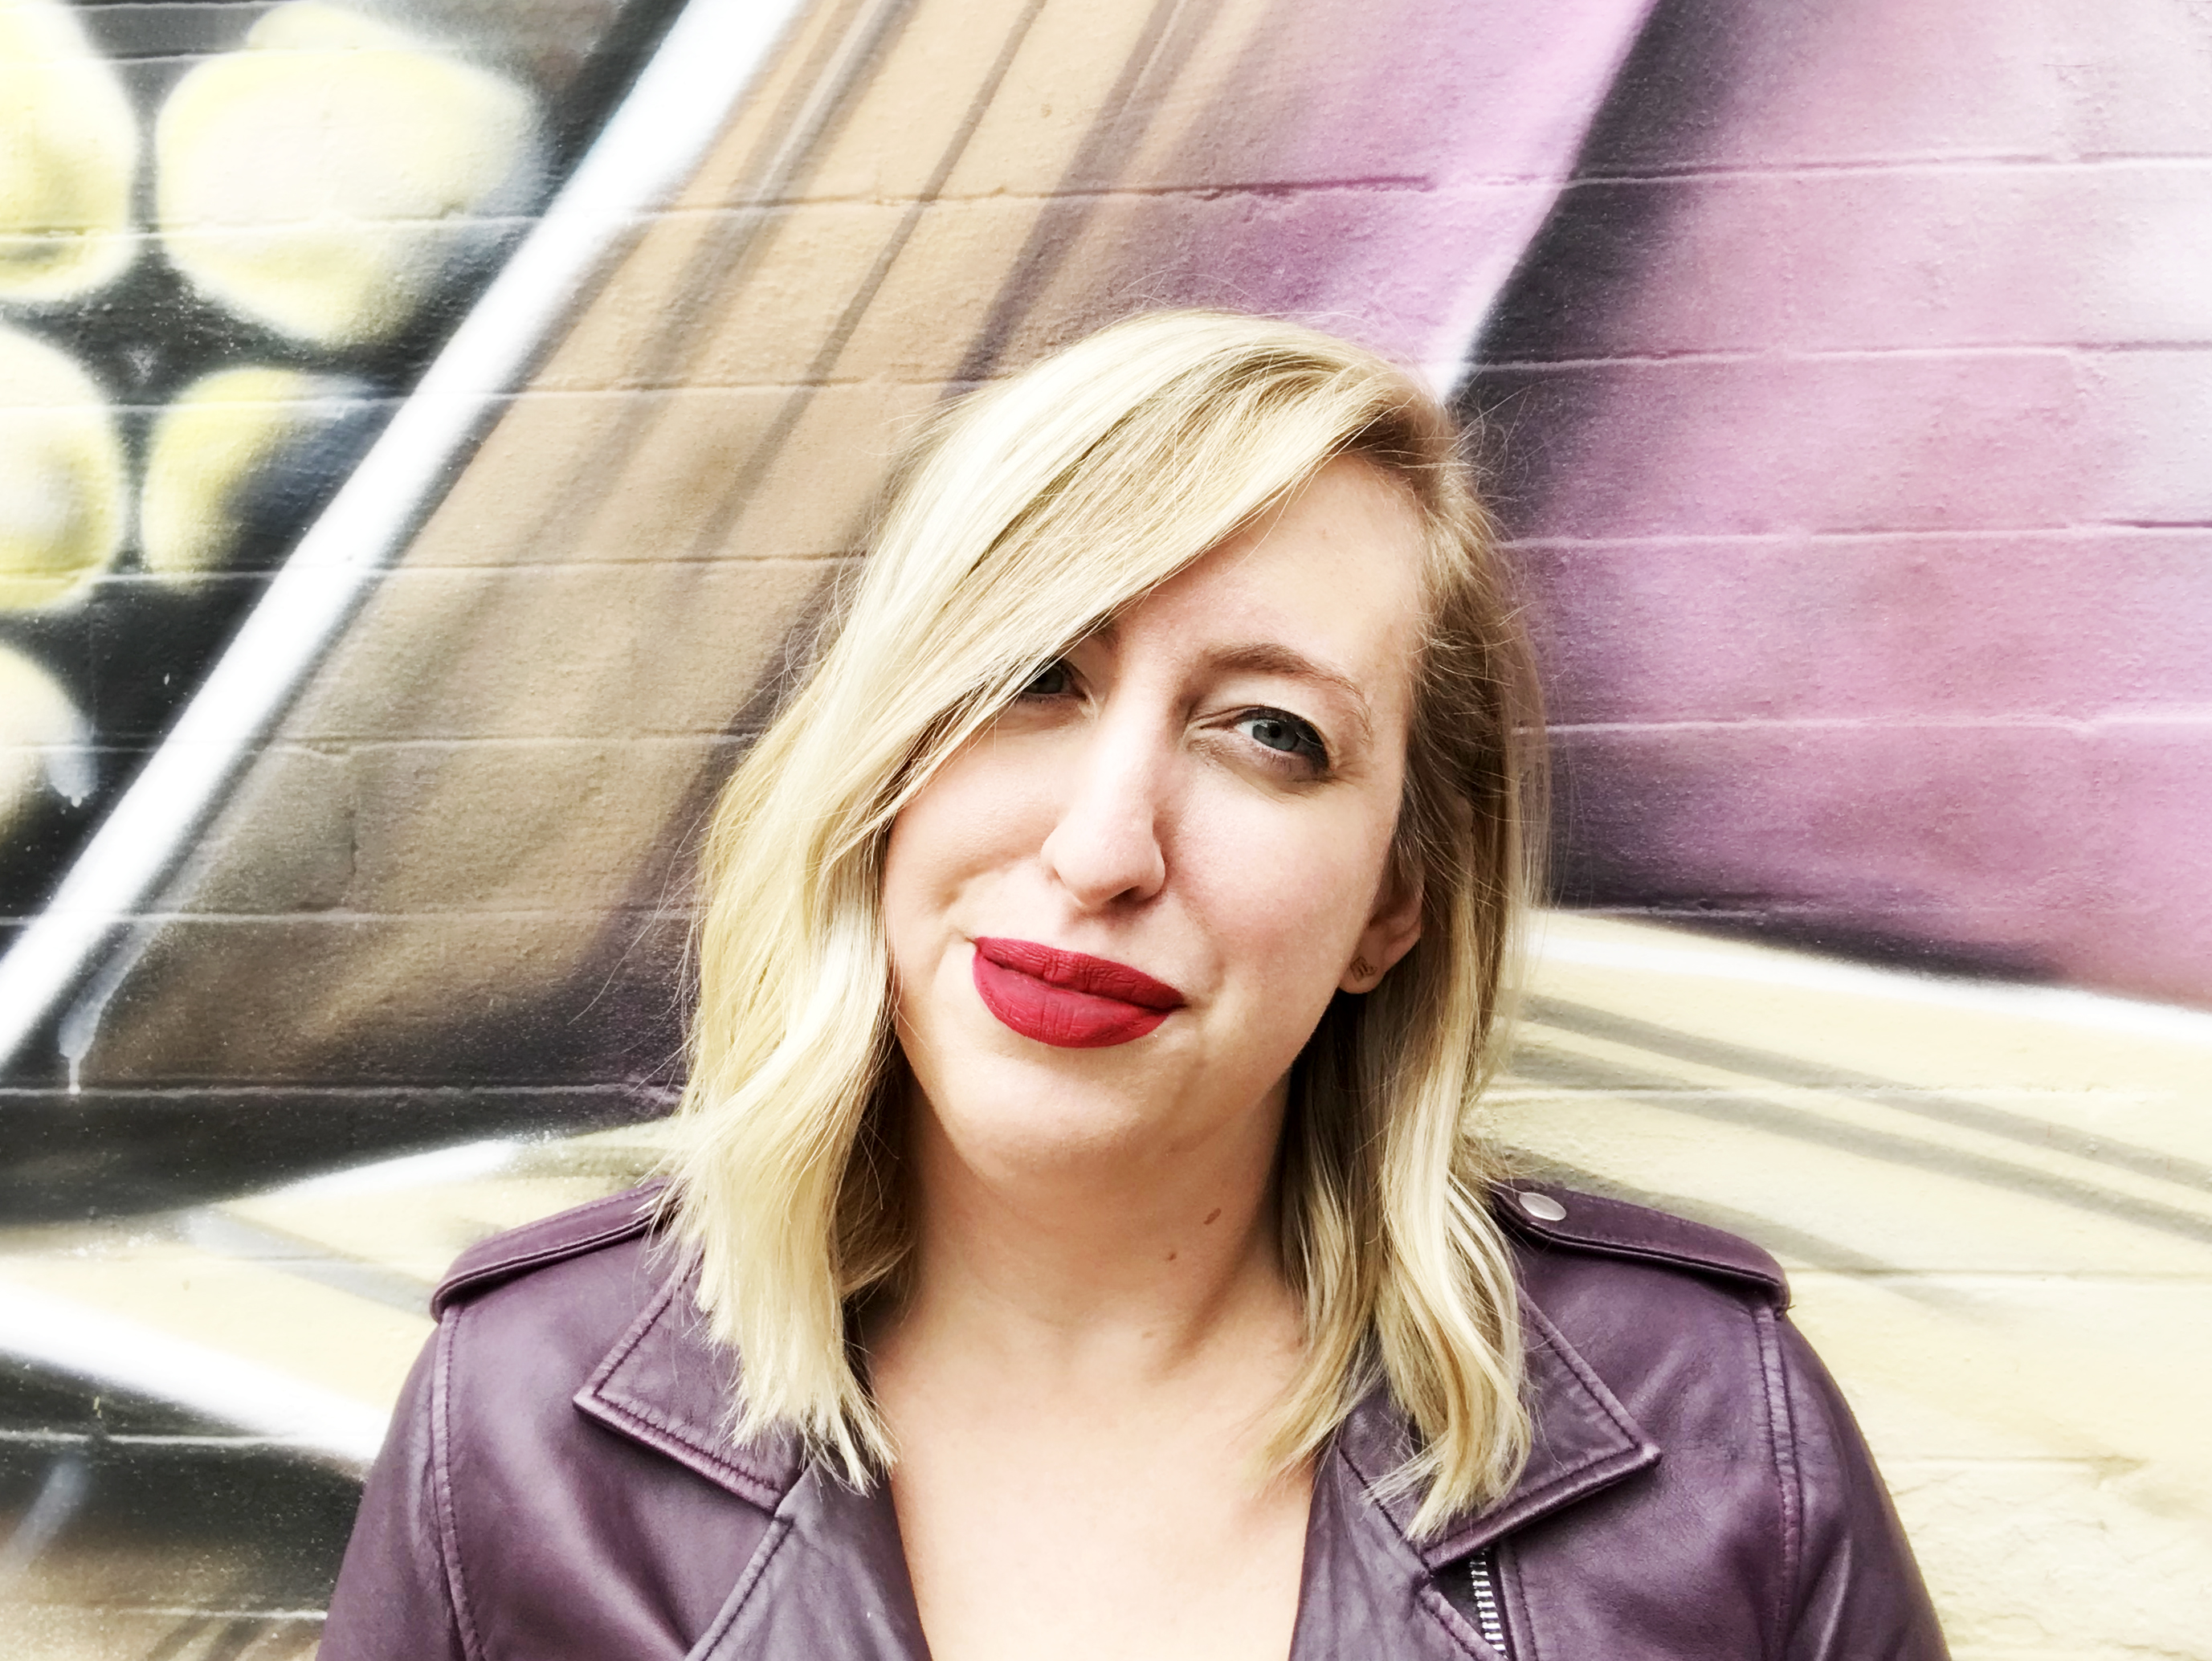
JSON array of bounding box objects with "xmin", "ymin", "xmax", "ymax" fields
[{"xmin": 1108, "ymin": 457, "xmax": 1428, "ymax": 692}]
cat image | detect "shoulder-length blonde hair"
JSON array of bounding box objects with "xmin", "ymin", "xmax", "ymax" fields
[{"xmin": 670, "ymin": 309, "xmax": 1543, "ymax": 1533}]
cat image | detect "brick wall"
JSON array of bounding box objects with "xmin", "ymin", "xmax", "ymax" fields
[{"xmin": 0, "ymin": 1, "xmax": 2206, "ymax": 1655}]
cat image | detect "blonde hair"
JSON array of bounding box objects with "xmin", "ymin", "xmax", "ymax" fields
[{"xmin": 670, "ymin": 310, "xmax": 1543, "ymax": 1533}]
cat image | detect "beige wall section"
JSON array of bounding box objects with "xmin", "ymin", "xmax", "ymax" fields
[
  {"xmin": 84, "ymin": 0, "xmax": 1255, "ymax": 1084},
  {"xmin": 1493, "ymin": 916, "xmax": 2212, "ymax": 1657},
  {"xmin": 16, "ymin": 916, "xmax": 2210, "ymax": 1655}
]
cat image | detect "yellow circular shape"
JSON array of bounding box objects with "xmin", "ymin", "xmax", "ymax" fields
[
  {"xmin": 0, "ymin": 0, "xmax": 139, "ymax": 303},
  {"xmin": 156, "ymin": 2, "xmax": 541, "ymax": 346},
  {"xmin": 0, "ymin": 646, "xmax": 90, "ymax": 837},
  {"xmin": 0, "ymin": 324, "xmax": 124, "ymax": 608},
  {"xmin": 141, "ymin": 365, "xmax": 360, "ymax": 579}
]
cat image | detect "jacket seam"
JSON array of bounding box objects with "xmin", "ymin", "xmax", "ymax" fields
[
  {"xmin": 1416, "ymin": 1580, "xmax": 1501, "ymax": 1660},
  {"xmin": 1754, "ymin": 1300, "xmax": 1803, "ymax": 1660},
  {"xmin": 1494, "ymin": 1194, "xmax": 1787, "ymax": 1303},
  {"xmin": 585, "ymin": 1389, "xmax": 786, "ymax": 1502},
  {"xmin": 574, "ymin": 1270, "xmax": 796, "ymax": 1506},
  {"xmin": 1500, "ymin": 1532, "xmax": 1541, "ymax": 1661},
  {"xmin": 432, "ymin": 1308, "xmax": 488, "ymax": 1661},
  {"xmin": 685, "ymin": 1512, "xmax": 795, "ymax": 1659},
  {"xmin": 433, "ymin": 1188, "xmax": 659, "ymax": 1316}
]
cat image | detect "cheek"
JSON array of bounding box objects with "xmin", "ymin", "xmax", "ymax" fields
[
  {"xmin": 1178, "ymin": 790, "xmax": 1398, "ymax": 997},
  {"xmin": 881, "ymin": 745, "xmax": 1052, "ymax": 970}
]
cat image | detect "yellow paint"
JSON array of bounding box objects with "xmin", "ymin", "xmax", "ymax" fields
[
  {"xmin": 156, "ymin": 2, "xmax": 541, "ymax": 345},
  {"xmin": 0, "ymin": 0, "xmax": 137, "ymax": 302},
  {"xmin": 12, "ymin": 930, "xmax": 2212, "ymax": 1654},
  {"xmin": 0, "ymin": 643, "xmax": 86, "ymax": 833},
  {"xmin": 0, "ymin": 1247, "xmax": 430, "ymax": 1413},
  {"xmin": 1484, "ymin": 912, "xmax": 2212, "ymax": 1655},
  {"xmin": 0, "ymin": 324, "xmax": 124, "ymax": 607},
  {"xmin": 140, "ymin": 365, "xmax": 357, "ymax": 578}
]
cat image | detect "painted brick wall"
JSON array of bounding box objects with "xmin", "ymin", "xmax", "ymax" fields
[
  {"xmin": 1469, "ymin": 0, "xmax": 2212, "ymax": 1004},
  {"xmin": 0, "ymin": 1, "xmax": 2206, "ymax": 1655}
]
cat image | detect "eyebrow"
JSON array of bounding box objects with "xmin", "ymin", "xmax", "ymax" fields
[{"xmin": 1201, "ymin": 641, "xmax": 1377, "ymax": 749}]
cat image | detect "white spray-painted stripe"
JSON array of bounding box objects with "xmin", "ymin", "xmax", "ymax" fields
[
  {"xmin": 0, "ymin": 0, "xmax": 811, "ymax": 1073},
  {"xmin": 0, "ymin": 1279, "xmax": 389, "ymax": 1470},
  {"xmin": 264, "ymin": 1136, "xmax": 523, "ymax": 1200},
  {"xmin": 1529, "ymin": 915, "xmax": 2212, "ymax": 1050}
]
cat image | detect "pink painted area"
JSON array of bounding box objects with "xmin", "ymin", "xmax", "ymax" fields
[
  {"xmin": 1554, "ymin": 720, "xmax": 2212, "ymax": 1006},
  {"xmin": 1520, "ymin": 532, "xmax": 2212, "ymax": 726},
  {"xmin": 2080, "ymin": 352, "xmax": 2212, "ymax": 523},
  {"xmin": 1467, "ymin": 0, "xmax": 2212, "ymax": 1003},
  {"xmin": 1484, "ymin": 353, "xmax": 2092, "ymax": 537},
  {"xmin": 1579, "ymin": 0, "xmax": 2212, "ymax": 170},
  {"xmin": 1516, "ymin": 167, "xmax": 2212, "ymax": 358},
  {"xmin": 1038, "ymin": 0, "xmax": 2212, "ymax": 1002},
  {"xmin": 1067, "ymin": 0, "xmax": 1659, "ymax": 382}
]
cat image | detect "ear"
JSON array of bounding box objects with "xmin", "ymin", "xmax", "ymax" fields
[{"xmin": 1341, "ymin": 854, "xmax": 1423, "ymax": 994}]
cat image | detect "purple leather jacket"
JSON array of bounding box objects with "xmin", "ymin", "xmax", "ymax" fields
[{"xmin": 323, "ymin": 1182, "xmax": 1947, "ymax": 1659}]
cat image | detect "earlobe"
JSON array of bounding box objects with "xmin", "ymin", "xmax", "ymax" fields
[{"xmin": 1341, "ymin": 861, "xmax": 1423, "ymax": 993}]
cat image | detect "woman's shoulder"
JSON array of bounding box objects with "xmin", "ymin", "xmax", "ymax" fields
[
  {"xmin": 1486, "ymin": 1180, "xmax": 1895, "ymax": 1569},
  {"xmin": 428, "ymin": 1181, "xmax": 689, "ymax": 1426},
  {"xmin": 1490, "ymin": 1179, "xmax": 1789, "ymax": 1312},
  {"xmin": 433, "ymin": 1179, "xmax": 670, "ymax": 1318},
  {"xmin": 331, "ymin": 1185, "xmax": 787, "ymax": 1656},
  {"xmin": 1491, "ymin": 1179, "xmax": 1804, "ymax": 1458},
  {"xmin": 1474, "ymin": 1191, "xmax": 1944, "ymax": 1652}
]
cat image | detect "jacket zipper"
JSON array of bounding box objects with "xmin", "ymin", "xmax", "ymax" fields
[{"xmin": 1467, "ymin": 1546, "xmax": 1510, "ymax": 1655}]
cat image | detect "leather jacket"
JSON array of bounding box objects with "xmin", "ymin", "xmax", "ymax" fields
[{"xmin": 323, "ymin": 1181, "xmax": 1948, "ymax": 1659}]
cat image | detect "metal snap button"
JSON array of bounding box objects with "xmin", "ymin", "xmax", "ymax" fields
[{"xmin": 1516, "ymin": 1190, "xmax": 1567, "ymax": 1222}]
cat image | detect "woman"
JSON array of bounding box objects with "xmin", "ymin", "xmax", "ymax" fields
[{"xmin": 324, "ymin": 311, "xmax": 1947, "ymax": 1659}]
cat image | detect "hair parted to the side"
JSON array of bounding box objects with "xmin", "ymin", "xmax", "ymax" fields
[{"xmin": 668, "ymin": 309, "xmax": 1545, "ymax": 1536}]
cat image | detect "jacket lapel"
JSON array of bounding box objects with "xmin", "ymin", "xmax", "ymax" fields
[
  {"xmin": 1410, "ymin": 1296, "xmax": 1661, "ymax": 1568},
  {"xmin": 574, "ymin": 1267, "xmax": 1655, "ymax": 1661},
  {"xmin": 574, "ymin": 1268, "xmax": 932, "ymax": 1660},
  {"xmin": 573, "ymin": 1267, "xmax": 801, "ymax": 1508},
  {"xmin": 1294, "ymin": 1295, "xmax": 1659, "ymax": 1656},
  {"xmin": 684, "ymin": 1459, "xmax": 933, "ymax": 1661},
  {"xmin": 1292, "ymin": 1438, "xmax": 1503, "ymax": 1659}
]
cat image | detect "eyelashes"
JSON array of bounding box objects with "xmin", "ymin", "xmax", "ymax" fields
[
  {"xmin": 1015, "ymin": 659, "xmax": 1333, "ymax": 778},
  {"xmin": 1233, "ymin": 708, "xmax": 1329, "ymax": 773},
  {"xmin": 1019, "ymin": 659, "xmax": 1074, "ymax": 698}
]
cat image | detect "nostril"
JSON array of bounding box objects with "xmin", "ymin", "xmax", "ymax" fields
[{"xmin": 1040, "ymin": 798, "xmax": 1168, "ymax": 907}]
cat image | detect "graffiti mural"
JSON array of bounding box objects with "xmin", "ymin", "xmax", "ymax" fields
[
  {"xmin": 0, "ymin": 0, "xmax": 678, "ymax": 919},
  {"xmin": 0, "ymin": 0, "xmax": 2207, "ymax": 1654}
]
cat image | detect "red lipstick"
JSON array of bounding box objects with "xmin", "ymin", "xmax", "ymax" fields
[{"xmin": 970, "ymin": 937, "xmax": 1185, "ymax": 1049}]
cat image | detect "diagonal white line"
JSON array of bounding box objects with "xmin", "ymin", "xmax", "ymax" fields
[
  {"xmin": 0, "ymin": 0, "xmax": 811, "ymax": 1074},
  {"xmin": 0, "ymin": 1279, "xmax": 390, "ymax": 1471}
]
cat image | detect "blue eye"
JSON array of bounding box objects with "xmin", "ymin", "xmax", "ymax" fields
[{"xmin": 1236, "ymin": 708, "xmax": 1327, "ymax": 769}]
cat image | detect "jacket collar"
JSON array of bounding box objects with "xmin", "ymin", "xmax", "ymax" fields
[
  {"xmin": 574, "ymin": 1270, "xmax": 1658, "ymax": 1656},
  {"xmin": 1336, "ymin": 1296, "xmax": 1660, "ymax": 1568},
  {"xmin": 573, "ymin": 1267, "xmax": 805, "ymax": 1508}
]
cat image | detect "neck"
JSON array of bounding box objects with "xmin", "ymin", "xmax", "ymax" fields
[{"xmin": 871, "ymin": 1079, "xmax": 1303, "ymax": 1393}]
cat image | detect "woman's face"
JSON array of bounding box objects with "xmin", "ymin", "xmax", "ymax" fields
[{"xmin": 881, "ymin": 457, "xmax": 1430, "ymax": 1177}]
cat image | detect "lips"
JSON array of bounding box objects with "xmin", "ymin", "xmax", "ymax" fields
[{"xmin": 969, "ymin": 937, "xmax": 1185, "ymax": 1049}]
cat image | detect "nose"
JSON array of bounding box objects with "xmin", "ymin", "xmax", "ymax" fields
[{"xmin": 1039, "ymin": 706, "xmax": 1169, "ymax": 910}]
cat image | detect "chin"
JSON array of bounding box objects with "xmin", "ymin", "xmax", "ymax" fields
[{"xmin": 922, "ymin": 1043, "xmax": 1180, "ymax": 1165}]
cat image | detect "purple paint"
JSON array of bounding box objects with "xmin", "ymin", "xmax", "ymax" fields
[
  {"xmin": 1463, "ymin": 0, "xmax": 2212, "ymax": 1003},
  {"xmin": 1059, "ymin": 0, "xmax": 1660, "ymax": 382}
]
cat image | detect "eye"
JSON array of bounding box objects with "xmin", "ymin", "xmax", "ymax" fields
[
  {"xmin": 1020, "ymin": 659, "xmax": 1075, "ymax": 698},
  {"xmin": 1235, "ymin": 708, "xmax": 1328, "ymax": 772}
]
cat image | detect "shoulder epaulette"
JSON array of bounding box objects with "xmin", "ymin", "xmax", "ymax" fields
[
  {"xmin": 1492, "ymin": 1181, "xmax": 1788, "ymax": 1305},
  {"xmin": 431, "ymin": 1180, "xmax": 667, "ymax": 1317}
]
